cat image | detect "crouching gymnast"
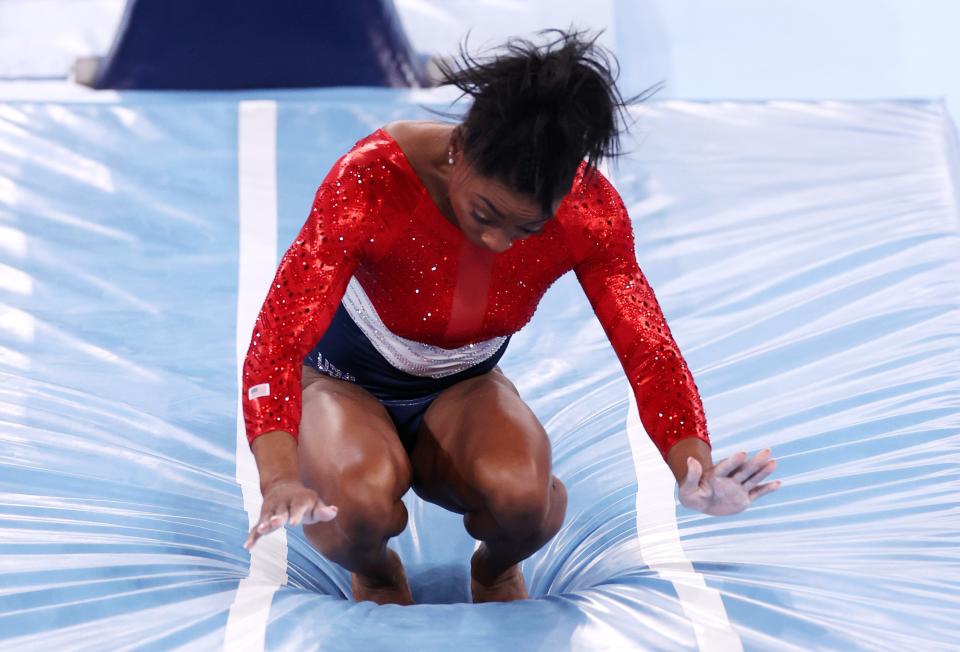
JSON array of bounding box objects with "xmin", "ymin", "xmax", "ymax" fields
[{"xmin": 240, "ymin": 28, "xmax": 781, "ymax": 605}]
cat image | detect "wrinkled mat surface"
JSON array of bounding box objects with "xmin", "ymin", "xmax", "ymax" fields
[{"xmin": 1, "ymin": 89, "xmax": 958, "ymax": 651}]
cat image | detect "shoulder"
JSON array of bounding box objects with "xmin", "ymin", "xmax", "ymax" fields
[
  {"xmin": 381, "ymin": 119, "xmax": 446, "ymax": 156},
  {"xmin": 556, "ymin": 163, "xmax": 633, "ymax": 255},
  {"xmin": 315, "ymin": 126, "xmax": 421, "ymax": 207},
  {"xmin": 564, "ymin": 163, "xmax": 627, "ymax": 213},
  {"xmin": 328, "ymin": 126, "xmax": 406, "ymax": 177},
  {"xmin": 381, "ymin": 120, "xmax": 418, "ymax": 146}
]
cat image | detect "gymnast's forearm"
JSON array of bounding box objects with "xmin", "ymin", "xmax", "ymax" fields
[{"xmin": 250, "ymin": 430, "xmax": 302, "ymax": 493}]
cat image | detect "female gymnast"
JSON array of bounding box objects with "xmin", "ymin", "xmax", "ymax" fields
[{"xmin": 240, "ymin": 29, "xmax": 781, "ymax": 605}]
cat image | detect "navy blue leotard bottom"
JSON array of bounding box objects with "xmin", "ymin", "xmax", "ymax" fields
[{"xmin": 303, "ymin": 301, "xmax": 510, "ymax": 454}]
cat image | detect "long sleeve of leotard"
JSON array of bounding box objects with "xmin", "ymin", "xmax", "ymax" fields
[
  {"xmin": 570, "ymin": 171, "xmax": 712, "ymax": 461},
  {"xmin": 241, "ymin": 141, "xmax": 401, "ymax": 448}
]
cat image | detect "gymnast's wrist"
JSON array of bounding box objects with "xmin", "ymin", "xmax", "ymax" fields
[
  {"xmin": 250, "ymin": 430, "xmax": 302, "ymax": 493},
  {"xmin": 666, "ymin": 437, "xmax": 713, "ymax": 484}
]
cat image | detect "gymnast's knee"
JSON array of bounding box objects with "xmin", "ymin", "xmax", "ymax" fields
[
  {"xmin": 303, "ymin": 473, "xmax": 410, "ymax": 562},
  {"xmin": 473, "ymin": 465, "xmax": 567, "ymax": 540}
]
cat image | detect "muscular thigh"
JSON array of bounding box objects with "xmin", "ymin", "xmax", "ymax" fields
[
  {"xmin": 410, "ymin": 366, "xmax": 552, "ymax": 513},
  {"xmin": 298, "ymin": 365, "xmax": 412, "ymax": 506}
]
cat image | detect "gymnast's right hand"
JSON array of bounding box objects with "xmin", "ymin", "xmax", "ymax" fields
[{"xmin": 243, "ymin": 479, "xmax": 338, "ymax": 551}]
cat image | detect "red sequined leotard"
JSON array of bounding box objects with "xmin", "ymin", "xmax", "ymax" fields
[{"xmin": 242, "ymin": 128, "xmax": 711, "ymax": 461}]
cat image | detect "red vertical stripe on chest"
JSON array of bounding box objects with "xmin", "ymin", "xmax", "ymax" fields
[{"xmin": 444, "ymin": 239, "xmax": 495, "ymax": 341}]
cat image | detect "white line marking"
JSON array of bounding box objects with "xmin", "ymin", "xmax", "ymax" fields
[
  {"xmin": 224, "ymin": 100, "xmax": 286, "ymax": 652},
  {"xmin": 603, "ymin": 156, "xmax": 741, "ymax": 650},
  {"xmin": 624, "ymin": 379, "xmax": 742, "ymax": 651}
]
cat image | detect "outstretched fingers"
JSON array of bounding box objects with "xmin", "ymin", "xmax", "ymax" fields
[
  {"xmin": 742, "ymin": 458, "xmax": 777, "ymax": 490},
  {"xmin": 288, "ymin": 496, "xmax": 316, "ymax": 526},
  {"xmin": 748, "ymin": 480, "xmax": 781, "ymax": 501},
  {"xmin": 712, "ymin": 451, "xmax": 748, "ymax": 478},
  {"xmin": 244, "ymin": 504, "xmax": 291, "ymax": 551},
  {"xmin": 308, "ymin": 502, "xmax": 338, "ymax": 523},
  {"xmin": 732, "ymin": 449, "xmax": 771, "ymax": 482}
]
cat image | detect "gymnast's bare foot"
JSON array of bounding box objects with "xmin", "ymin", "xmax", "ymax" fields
[
  {"xmin": 470, "ymin": 544, "xmax": 528, "ymax": 603},
  {"xmin": 350, "ymin": 548, "xmax": 414, "ymax": 605}
]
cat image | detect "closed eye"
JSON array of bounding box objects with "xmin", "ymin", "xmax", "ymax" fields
[
  {"xmin": 473, "ymin": 211, "xmax": 542, "ymax": 235},
  {"xmin": 473, "ymin": 212, "xmax": 494, "ymax": 226}
]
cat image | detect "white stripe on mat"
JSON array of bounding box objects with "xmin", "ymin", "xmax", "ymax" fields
[
  {"xmin": 624, "ymin": 387, "xmax": 743, "ymax": 651},
  {"xmin": 225, "ymin": 100, "xmax": 286, "ymax": 652},
  {"xmin": 602, "ymin": 155, "xmax": 741, "ymax": 651}
]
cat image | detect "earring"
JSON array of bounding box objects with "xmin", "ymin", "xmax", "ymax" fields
[{"xmin": 447, "ymin": 148, "xmax": 455, "ymax": 165}]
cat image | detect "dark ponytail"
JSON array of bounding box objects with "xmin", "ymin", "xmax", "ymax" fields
[{"xmin": 431, "ymin": 27, "xmax": 662, "ymax": 215}]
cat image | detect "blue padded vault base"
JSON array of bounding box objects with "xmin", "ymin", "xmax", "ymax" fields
[{"xmin": 1, "ymin": 88, "xmax": 959, "ymax": 651}]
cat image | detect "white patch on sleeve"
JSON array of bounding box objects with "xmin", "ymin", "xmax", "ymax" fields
[{"xmin": 248, "ymin": 383, "xmax": 271, "ymax": 400}]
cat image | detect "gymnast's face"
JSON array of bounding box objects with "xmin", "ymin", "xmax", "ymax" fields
[{"xmin": 445, "ymin": 136, "xmax": 559, "ymax": 253}]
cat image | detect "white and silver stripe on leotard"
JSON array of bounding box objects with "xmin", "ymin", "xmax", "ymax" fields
[{"xmin": 341, "ymin": 276, "xmax": 507, "ymax": 379}]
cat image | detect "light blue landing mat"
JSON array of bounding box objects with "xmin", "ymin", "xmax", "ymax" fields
[{"xmin": 1, "ymin": 88, "xmax": 959, "ymax": 651}]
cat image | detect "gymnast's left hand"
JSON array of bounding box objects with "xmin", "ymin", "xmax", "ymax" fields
[{"xmin": 678, "ymin": 449, "xmax": 781, "ymax": 516}]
